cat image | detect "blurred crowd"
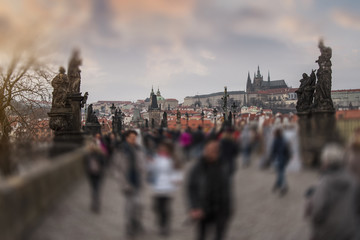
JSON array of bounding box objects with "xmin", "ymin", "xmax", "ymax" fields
[{"xmin": 82, "ymin": 122, "xmax": 360, "ymax": 240}]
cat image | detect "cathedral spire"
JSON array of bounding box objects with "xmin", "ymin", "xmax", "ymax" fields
[
  {"xmin": 268, "ymin": 71, "xmax": 270, "ymax": 82},
  {"xmin": 246, "ymin": 71, "xmax": 252, "ymax": 92},
  {"xmin": 257, "ymin": 65, "xmax": 261, "ymax": 77}
]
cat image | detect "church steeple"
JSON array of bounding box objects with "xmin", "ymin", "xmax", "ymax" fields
[
  {"xmin": 150, "ymin": 86, "xmax": 154, "ymax": 97},
  {"xmin": 246, "ymin": 71, "xmax": 252, "ymax": 93},
  {"xmin": 268, "ymin": 71, "xmax": 270, "ymax": 82},
  {"xmin": 257, "ymin": 65, "xmax": 261, "ymax": 77},
  {"xmin": 156, "ymin": 87, "xmax": 161, "ymax": 96}
]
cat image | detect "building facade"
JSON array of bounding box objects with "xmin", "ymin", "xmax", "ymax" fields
[{"xmin": 183, "ymin": 91, "xmax": 246, "ymax": 107}]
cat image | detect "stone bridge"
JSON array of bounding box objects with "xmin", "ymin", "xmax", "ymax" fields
[{"xmin": 0, "ymin": 151, "xmax": 317, "ymax": 240}]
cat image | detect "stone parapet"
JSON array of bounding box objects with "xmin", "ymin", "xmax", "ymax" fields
[{"xmin": 0, "ymin": 149, "xmax": 86, "ymax": 240}]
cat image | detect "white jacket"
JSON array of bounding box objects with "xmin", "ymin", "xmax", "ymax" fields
[{"xmin": 148, "ymin": 154, "xmax": 182, "ymax": 196}]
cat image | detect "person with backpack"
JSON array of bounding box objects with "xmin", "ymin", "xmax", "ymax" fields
[{"xmin": 270, "ymin": 128, "xmax": 292, "ymax": 196}]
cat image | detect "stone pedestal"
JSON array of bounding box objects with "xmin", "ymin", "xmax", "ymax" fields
[
  {"xmin": 297, "ymin": 110, "xmax": 341, "ymax": 167},
  {"xmin": 84, "ymin": 122, "xmax": 101, "ymax": 135},
  {"xmin": 48, "ymin": 108, "xmax": 84, "ymax": 157},
  {"xmin": 49, "ymin": 131, "xmax": 85, "ymax": 157},
  {"xmin": 48, "ymin": 93, "xmax": 86, "ymax": 157},
  {"xmin": 68, "ymin": 93, "xmax": 83, "ymax": 131}
]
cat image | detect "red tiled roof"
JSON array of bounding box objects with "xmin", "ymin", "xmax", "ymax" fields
[
  {"xmin": 167, "ymin": 118, "xmax": 214, "ymax": 130},
  {"xmin": 336, "ymin": 110, "xmax": 360, "ymax": 120}
]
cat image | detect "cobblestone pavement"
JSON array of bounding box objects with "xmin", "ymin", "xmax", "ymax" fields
[{"xmin": 29, "ymin": 157, "xmax": 317, "ymax": 240}]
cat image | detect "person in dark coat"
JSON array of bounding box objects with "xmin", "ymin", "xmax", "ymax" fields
[
  {"xmin": 270, "ymin": 128, "xmax": 291, "ymax": 195},
  {"xmin": 187, "ymin": 139, "xmax": 235, "ymax": 240},
  {"xmin": 305, "ymin": 144, "xmax": 360, "ymax": 240},
  {"xmin": 219, "ymin": 128, "xmax": 239, "ymax": 175},
  {"xmin": 84, "ymin": 141, "xmax": 106, "ymax": 213},
  {"xmin": 113, "ymin": 130, "xmax": 147, "ymax": 238}
]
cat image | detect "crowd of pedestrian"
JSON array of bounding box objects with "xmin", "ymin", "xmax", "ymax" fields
[{"xmin": 81, "ymin": 121, "xmax": 360, "ymax": 240}]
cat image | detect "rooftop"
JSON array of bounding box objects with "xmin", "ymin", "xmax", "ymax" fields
[{"xmin": 185, "ymin": 90, "xmax": 246, "ymax": 99}]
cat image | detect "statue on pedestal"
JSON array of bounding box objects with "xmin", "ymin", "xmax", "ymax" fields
[
  {"xmin": 48, "ymin": 50, "xmax": 89, "ymax": 156},
  {"xmin": 296, "ymin": 39, "xmax": 340, "ymax": 167},
  {"xmin": 86, "ymin": 104, "xmax": 99, "ymax": 124}
]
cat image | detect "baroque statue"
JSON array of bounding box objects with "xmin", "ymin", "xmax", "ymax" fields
[
  {"xmin": 295, "ymin": 70, "xmax": 316, "ymax": 112},
  {"xmin": 313, "ymin": 39, "xmax": 335, "ymax": 111},
  {"xmin": 68, "ymin": 49, "xmax": 82, "ymax": 94},
  {"xmin": 86, "ymin": 104, "xmax": 99, "ymax": 124},
  {"xmin": 51, "ymin": 67, "xmax": 69, "ymax": 108}
]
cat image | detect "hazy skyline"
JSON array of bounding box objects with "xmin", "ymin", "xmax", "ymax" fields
[{"xmin": 1, "ymin": 0, "xmax": 360, "ymax": 103}]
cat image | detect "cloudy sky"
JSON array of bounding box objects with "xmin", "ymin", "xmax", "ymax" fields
[{"xmin": 1, "ymin": 0, "xmax": 360, "ymax": 103}]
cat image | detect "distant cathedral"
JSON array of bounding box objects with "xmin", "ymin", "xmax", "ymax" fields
[{"xmin": 246, "ymin": 66, "xmax": 288, "ymax": 93}]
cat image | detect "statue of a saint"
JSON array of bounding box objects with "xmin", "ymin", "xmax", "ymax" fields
[
  {"xmin": 68, "ymin": 49, "xmax": 82, "ymax": 94},
  {"xmin": 313, "ymin": 39, "xmax": 334, "ymax": 111},
  {"xmin": 86, "ymin": 104, "xmax": 93, "ymax": 123},
  {"xmin": 296, "ymin": 70, "xmax": 316, "ymax": 112},
  {"xmin": 81, "ymin": 92, "xmax": 88, "ymax": 108},
  {"xmin": 51, "ymin": 67, "xmax": 69, "ymax": 108},
  {"xmin": 86, "ymin": 104, "xmax": 99, "ymax": 124}
]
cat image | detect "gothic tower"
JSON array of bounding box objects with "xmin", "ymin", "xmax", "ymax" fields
[
  {"xmin": 246, "ymin": 72, "xmax": 253, "ymax": 93},
  {"xmin": 253, "ymin": 66, "xmax": 263, "ymax": 90}
]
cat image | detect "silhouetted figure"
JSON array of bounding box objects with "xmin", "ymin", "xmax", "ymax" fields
[
  {"xmin": 305, "ymin": 144, "xmax": 360, "ymax": 240},
  {"xmin": 84, "ymin": 141, "xmax": 106, "ymax": 213},
  {"xmin": 187, "ymin": 139, "xmax": 234, "ymax": 240},
  {"xmin": 240, "ymin": 125, "xmax": 256, "ymax": 167},
  {"xmin": 113, "ymin": 130, "xmax": 146, "ymax": 238},
  {"xmin": 270, "ymin": 128, "xmax": 291, "ymax": 196}
]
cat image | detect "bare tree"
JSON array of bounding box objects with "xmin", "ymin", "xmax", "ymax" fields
[{"xmin": 0, "ymin": 52, "xmax": 52, "ymax": 175}]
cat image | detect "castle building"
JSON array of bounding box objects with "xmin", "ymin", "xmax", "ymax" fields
[{"xmin": 246, "ymin": 66, "xmax": 288, "ymax": 93}]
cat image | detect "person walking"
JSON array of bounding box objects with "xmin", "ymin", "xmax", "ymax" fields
[
  {"xmin": 113, "ymin": 130, "xmax": 146, "ymax": 238},
  {"xmin": 240, "ymin": 125, "xmax": 256, "ymax": 167},
  {"xmin": 305, "ymin": 144, "xmax": 360, "ymax": 240},
  {"xmin": 187, "ymin": 139, "xmax": 235, "ymax": 240},
  {"xmin": 148, "ymin": 140, "xmax": 183, "ymax": 236},
  {"xmin": 84, "ymin": 140, "xmax": 106, "ymax": 213},
  {"xmin": 269, "ymin": 128, "xmax": 291, "ymax": 196}
]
